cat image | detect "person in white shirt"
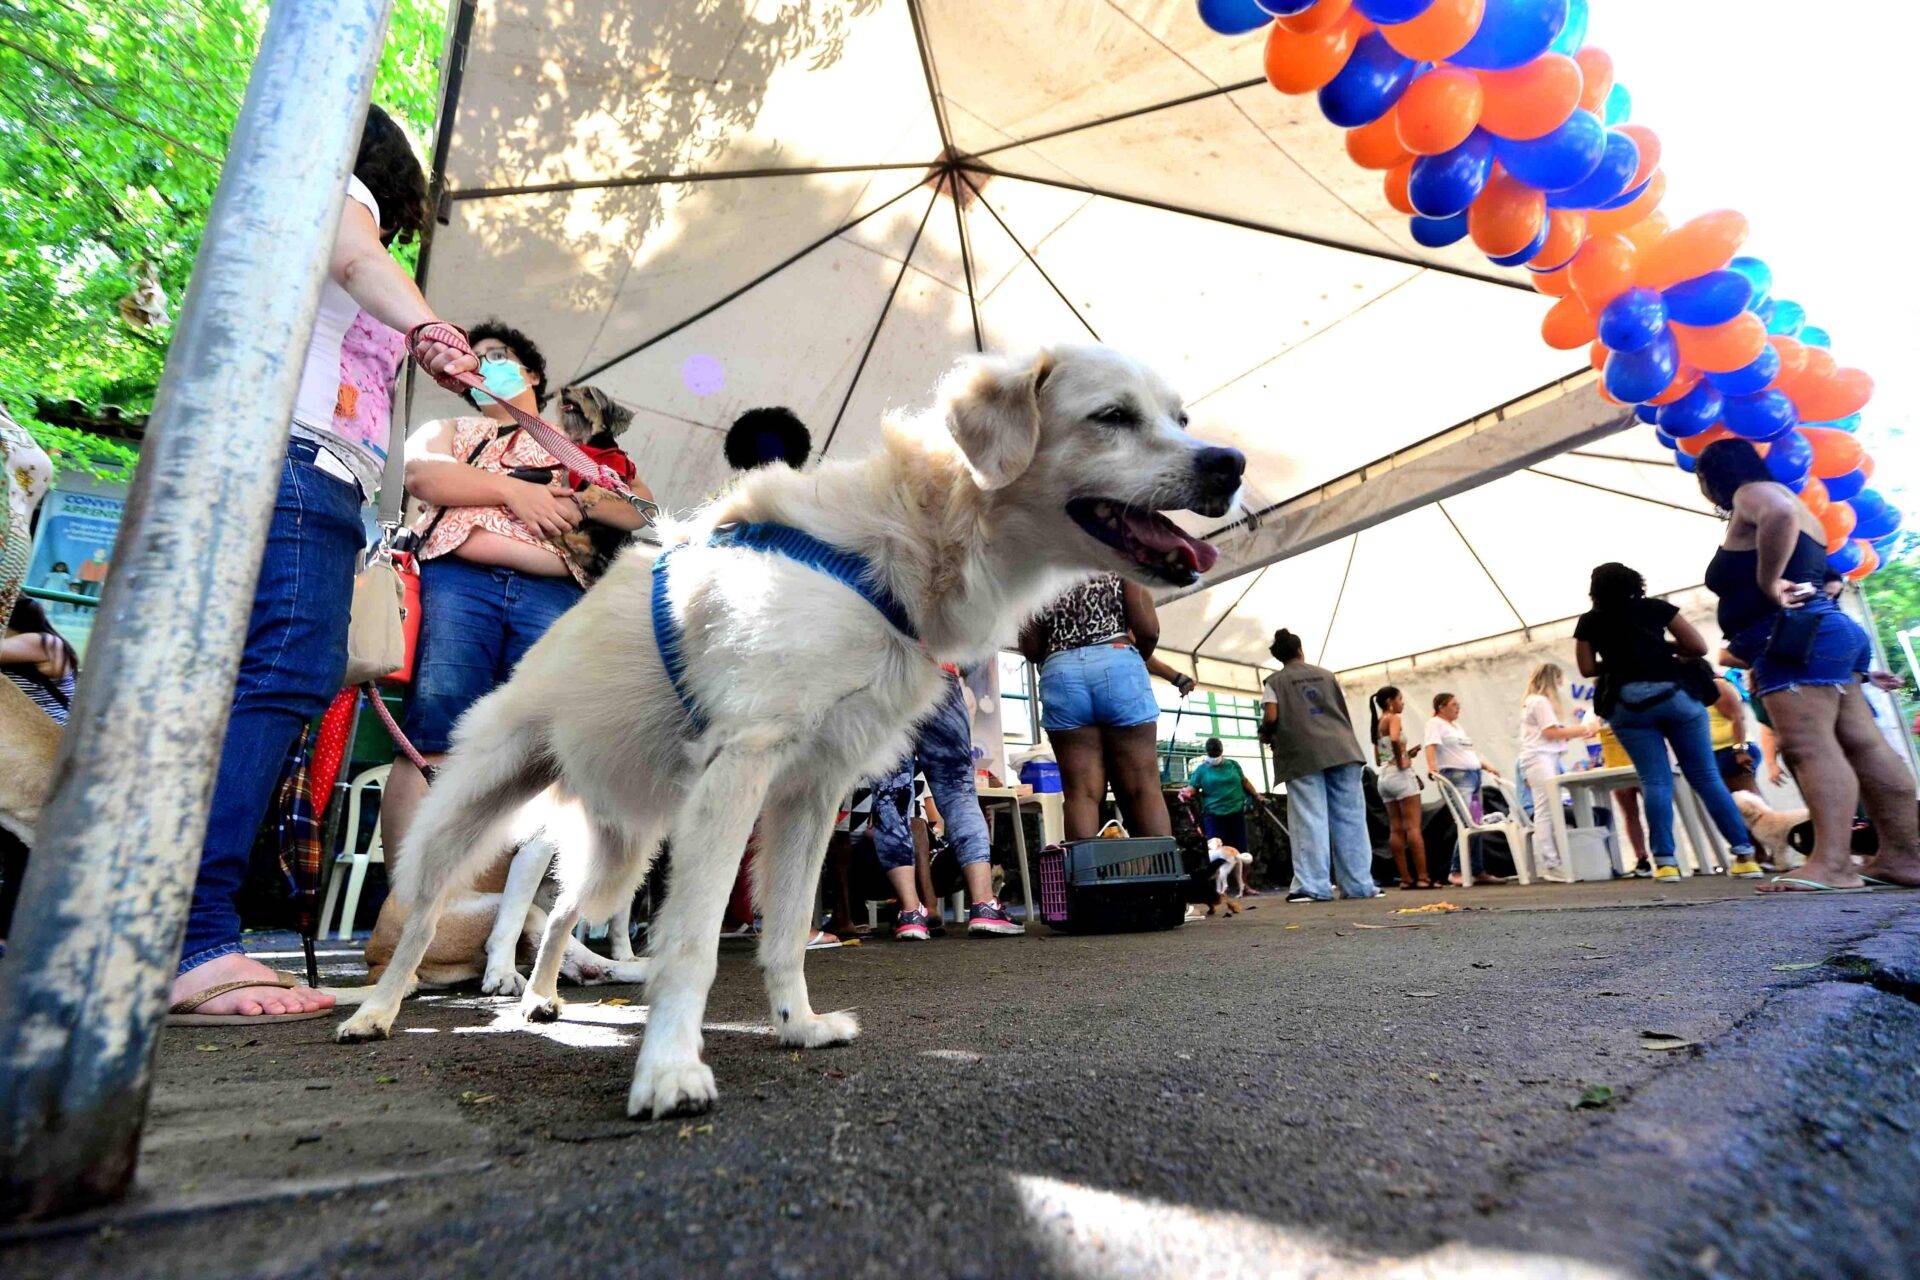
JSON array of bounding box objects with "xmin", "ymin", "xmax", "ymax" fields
[
  {"xmin": 1423, "ymin": 692, "xmax": 1505, "ymax": 885},
  {"xmin": 1516, "ymin": 664, "xmax": 1597, "ymax": 876}
]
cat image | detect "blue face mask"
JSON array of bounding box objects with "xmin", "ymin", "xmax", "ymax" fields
[{"xmin": 469, "ymin": 356, "xmax": 528, "ymax": 407}]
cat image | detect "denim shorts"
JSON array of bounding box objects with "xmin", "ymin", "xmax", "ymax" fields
[
  {"xmin": 1039, "ymin": 642, "xmax": 1160, "ymax": 732},
  {"xmin": 1729, "ymin": 601, "xmax": 1871, "ymax": 698},
  {"xmin": 403, "ymin": 556, "xmax": 583, "ymax": 753}
]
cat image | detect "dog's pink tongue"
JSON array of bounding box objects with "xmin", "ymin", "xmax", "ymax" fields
[{"xmin": 1123, "ymin": 511, "xmax": 1220, "ymax": 574}]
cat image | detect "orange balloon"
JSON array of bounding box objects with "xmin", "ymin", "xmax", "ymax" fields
[
  {"xmin": 1475, "ymin": 55, "xmax": 1582, "ymax": 140},
  {"xmin": 1384, "ymin": 158, "xmax": 1416, "ymax": 215},
  {"xmin": 1574, "ymin": 48, "xmax": 1614, "ymax": 114},
  {"xmin": 1861, "ymin": 456, "xmax": 1876, "ymax": 481},
  {"xmin": 1618, "ymin": 125, "xmax": 1661, "ymax": 188},
  {"xmin": 1266, "ymin": 11, "xmax": 1366, "ymax": 94},
  {"xmin": 1279, "ymin": 0, "xmax": 1355, "ymax": 35},
  {"xmin": 1469, "ymin": 169, "xmax": 1545, "ymax": 257},
  {"xmin": 1620, "ymin": 209, "xmax": 1671, "ymax": 257},
  {"xmin": 1634, "ymin": 210, "xmax": 1749, "ymax": 291},
  {"xmin": 1380, "ymin": 0, "xmax": 1483, "ymax": 60},
  {"xmin": 1800, "ymin": 475, "xmax": 1831, "ymax": 518},
  {"xmin": 1678, "ymin": 426, "xmax": 1734, "ymax": 458},
  {"xmin": 1533, "ymin": 264, "xmax": 1573, "ymax": 297},
  {"xmin": 1821, "ymin": 501, "xmax": 1857, "ymax": 553},
  {"xmin": 1568, "ymin": 233, "xmax": 1636, "ymax": 313},
  {"xmin": 1647, "ymin": 366, "xmax": 1700, "ymax": 406},
  {"xmin": 1587, "ymin": 170, "xmax": 1666, "ymax": 236},
  {"xmin": 1588, "ymin": 339, "xmax": 1609, "ymax": 373},
  {"xmin": 1348, "ymin": 114, "xmax": 1410, "ymax": 169},
  {"xmin": 1803, "ymin": 426, "xmax": 1866, "ymax": 479},
  {"xmin": 1394, "ymin": 67, "xmax": 1483, "ymax": 155},
  {"xmin": 1534, "ymin": 209, "xmax": 1587, "ymax": 272},
  {"xmin": 1847, "ymin": 545, "xmax": 1880, "ymax": 580},
  {"xmin": 1541, "ymin": 294, "xmax": 1596, "ymax": 349},
  {"xmin": 1796, "ymin": 366, "xmax": 1874, "ymax": 422},
  {"xmin": 1769, "ymin": 335, "xmax": 1808, "ymax": 382},
  {"xmin": 1671, "ymin": 314, "xmax": 1767, "ymax": 374}
]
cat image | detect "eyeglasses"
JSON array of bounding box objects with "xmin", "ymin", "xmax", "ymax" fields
[{"xmin": 474, "ymin": 343, "xmax": 521, "ymax": 365}]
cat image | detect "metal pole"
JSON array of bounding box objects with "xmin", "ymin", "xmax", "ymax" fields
[
  {"xmin": 0, "ymin": 0, "xmax": 394, "ymax": 1221},
  {"xmin": 1850, "ymin": 584, "xmax": 1920, "ymax": 780}
]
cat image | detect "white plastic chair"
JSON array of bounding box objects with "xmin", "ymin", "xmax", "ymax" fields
[
  {"xmin": 319, "ymin": 764, "xmax": 389, "ymax": 940},
  {"xmin": 1432, "ymin": 772, "xmax": 1535, "ymax": 887}
]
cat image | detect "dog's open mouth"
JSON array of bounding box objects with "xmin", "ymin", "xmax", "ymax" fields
[{"xmin": 1067, "ymin": 498, "xmax": 1220, "ymax": 586}]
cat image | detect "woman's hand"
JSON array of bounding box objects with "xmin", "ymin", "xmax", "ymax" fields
[
  {"xmin": 1, "ymin": 632, "xmax": 70, "ymax": 680},
  {"xmin": 1866, "ymin": 670, "xmax": 1906, "ymax": 693},
  {"xmin": 500, "ymin": 480, "xmax": 581, "ymax": 538},
  {"xmin": 411, "ymin": 329, "xmax": 479, "ymax": 385},
  {"xmin": 1769, "ymin": 579, "xmax": 1817, "ymax": 609},
  {"xmin": 1767, "ymin": 756, "xmax": 1785, "ymax": 788}
]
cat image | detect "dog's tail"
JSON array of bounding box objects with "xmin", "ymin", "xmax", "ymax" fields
[{"xmin": 390, "ymin": 689, "xmax": 558, "ymax": 914}]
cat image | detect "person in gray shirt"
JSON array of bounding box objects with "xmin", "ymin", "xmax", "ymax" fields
[{"xmin": 1261, "ymin": 629, "xmax": 1379, "ymax": 903}]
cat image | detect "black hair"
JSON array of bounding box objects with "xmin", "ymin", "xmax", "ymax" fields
[
  {"xmin": 7, "ymin": 595, "xmax": 76, "ymax": 672},
  {"xmin": 354, "ymin": 104, "xmax": 427, "ymax": 245},
  {"xmin": 467, "ymin": 319, "xmax": 551, "ymax": 409},
  {"xmin": 1204, "ymin": 737, "xmax": 1223, "ymax": 758},
  {"xmin": 1269, "ymin": 628, "xmax": 1304, "ymax": 663},
  {"xmin": 724, "ymin": 407, "xmax": 812, "ymax": 471},
  {"xmin": 1432, "ymin": 691, "xmax": 1455, "ymax": 714},
  {"xmin": 1694, "ymin": 438, "xmax": 1774, "ymax": 511},
  {"xmin": 1369, "ymin": 685, "xmax": 1400, "ymax": 750},
  {"xmin": 1588, "ymin": 562, "xmax": 1646, "ymax": 612}
]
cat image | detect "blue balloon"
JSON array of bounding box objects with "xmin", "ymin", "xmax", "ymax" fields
[
  {"xmin": 1546, "ymin": 128, "xmax": 1638, "ymax": 209},
  {"xmin": 1800, "ymin": 325, "xmax": 1832, "ymax": 349},
  {"xmin": 1488, "ymin": 220, "xmax": 1550, "ymax": 266},
  {"xmin": 1755, "ymin": 299, "xmax": 1776, "ymax": 325},
  {"xmin": 1827, "ymin": 541, "xmax": 1863, "ymax": 576},
  {"xmin": 1764, "ymin": 430, "xmax": 1813, "ymax": 488},
  {"xmin": 1657, "ymin": 380, "xmax": 1724, "ymax": 437},
  {"xmin": 1255, "ymin": 0, "xmax": 1317, "ymax": 11},
  {"xmin": 1603, "ymin": 82, "xmax": 1631, "ymax": 125},
  {"xmin": 1450, "ymin": 0, "xmax": 1568, "ymax": 70},
  {"xmin": 1723, "ymin": 390, "xmax": 1798, "ymax": 442},
  {"xmin": 1409, "ymin": 211, "xmax": 1470, "ymax": 246},
  {"xmin": 1803, "ymin": 413, "xmax": 1861, "ymax": 433},
  {"xmin": 1663, "ymin": 271, "xmax": 1752, "ymax": 327},
  {"xmin": 1654, "ymin": 427, "xmax": 1677, "ymax": 448},
  {"xmin": 1728, "ymin": 257, "xmax": 1772, "ymax": 309},
  {"xmin": 1319, "ymin": 34, "xmax": 1423, "ymax": 127},
  {"xmin": 1765, "ymin": 298, "xmax": 1806, "ymax": 337},
  {"xmin": 1495, "ymin": 110, "xmax": 1606, "ymax": 192},
  {"xmin": 1549, "ymin": 0, "xmax": 1589, "ymax": 55},
  {"xmin": 1595, "ymin": 172, "xmax": 1651, "ymax": 210},
  {"xmin": 1705, "ymin": 345, "xmax": 1781, "ymax": 397},
  {"xmin": 1672, "ymin": 449, "xmax": 1697, "ymax": 474},
  {"xmin": 1598, "ymin": 288, "xmax": 1667, "ymax": 352},
  {"xmin": 1871, "ymin": 532, "xmax": 1902, "ymax": 558},
  {"xmin": 1604, "ymin": 329, "xmax": 1678, "ymax": 404},
  {"xmin": 1198, "ymin": 0, "xmax": 1275, "ymax": 32},
  {"xmin": 1355, "ymin": 0, "xmax": 1434, "ymax": 20},
  {"xmin": 1825, "ymin": 468, "xmax": 1868, "ymax": 503},
  {"xmin": 1634, "ymin": 404, "xmax": 1661, "ymax": 424},
  {"xmin": 1410, "ymin": 131, "xmax": 1495, "ymax": 218},
  {"xmin": 1851, "ymin": 489, "xmax": 1902, "ymax": 541}
]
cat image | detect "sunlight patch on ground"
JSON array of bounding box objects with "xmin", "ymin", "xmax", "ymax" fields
[{"xmin": 440, "ymin": 1000, "xmax": 777, "ymax": 1050}]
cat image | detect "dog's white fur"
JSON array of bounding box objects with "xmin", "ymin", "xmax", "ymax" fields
[
  {"xmin": 336, "ymin": 346, "xmax": 1239, "ymax": 1119},
  {"xmin": 1733, "ymin": 789, "xmax": 1807, "ymax": 869}
]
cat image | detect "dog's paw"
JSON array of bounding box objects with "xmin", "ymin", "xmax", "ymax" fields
[
  {"xmin": 776, "ymin": 1008, "xmax": 860, "ymax": 1049},
  {"xmin": 519, "ymin": 992, "xmax": 563, "ymax": 1023},
  {"xmin": 334, "ymin": 1006, "xmax": 395, "ymax": 1043},
  {"xmin": 627, "ymin": 1058, "xmax": 718, "ymax": 1120},
  {"xmin": 480, "ymin": 965, "xmax": 526, "ymax": 997}
]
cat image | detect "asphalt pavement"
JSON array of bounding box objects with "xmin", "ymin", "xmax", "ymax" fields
[{"xmin": 6, "ymin": 875, "xmax": 1919, "ymax": 1279}]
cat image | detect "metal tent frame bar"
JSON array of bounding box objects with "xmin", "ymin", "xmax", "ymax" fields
[
  {"xmin": 1437, "ymin": 500, "xmax": 1530, "ymax": 636},
  {"xmin": 954, "ymin": 167, "xmax": 1100, "ymax": 342},
  {"xmin": 446, "ymin": 159, "xmax": 935, "ymax": 203},
  {"xmin": 963, "ymin": 77, "xmax": 1267, "ymax": 161},
  {"xmin": 1524, "ymin": 466, "xmax": 1720, "ymax": 518},
  {"xmin": 820, "ymin": 182, "xmax": 943, "ymax": 454}
]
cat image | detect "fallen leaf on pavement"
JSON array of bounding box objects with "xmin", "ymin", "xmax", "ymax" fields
[
  {"xmin": 1404, "ymin": 990, "xmax": 1442, "ymax": 998},
  {"xmin": 1572, "ymin": 1085, "xmax": 1614, "ymax": 1110},
  {"xmin": 1393, "ymin": 901, "xmax": 1462, "ymax": 915},
  {"xmin": 1771, "ymin": 961, "xmax": 1821, "ymax": 972},
  {"xmin": 1640, "ymin": 1038, "xmax": 1698, "ymax": 1052},
  {"xmin": 457, "ymin": 1091, "xmax": 498, "ymax": 1106},
  {"xmin": 1285, "ymin": 924, "xmax": 1302, "ymax": 931},
  {"xmin": 1354, "ymin": 922, "xmax": 1419, "ymax": 929}
]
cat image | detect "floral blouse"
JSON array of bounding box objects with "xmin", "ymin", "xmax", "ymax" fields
[{"xmin": 414, "ymin": 416, "xmax": 588, "ymax": 587}]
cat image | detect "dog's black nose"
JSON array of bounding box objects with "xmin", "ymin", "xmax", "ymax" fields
[{"xmin": 1195, "ymin": 446, "xmax": 1246, "ymax": 491}]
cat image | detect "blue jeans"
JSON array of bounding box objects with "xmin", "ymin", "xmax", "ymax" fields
[
  {"xmin": 1606, "ymin": 682, "xmax": 1756, "ymax": 864},
  {"xmin": 180, "ymin": 446, "xmax": 364, "ymax": 973},
  {"xmin": 872, "ymin": 675, "xmax": 990, "ymax": 872},
  {"xmin": 1284, "ymin": 762, "xmax": 1378, "ymax": 900},
  {"xmin": 1201, "ymin": 809, "xmax": 1250, "ymax": 853},
  {"xmin": 1038, "ymin": 642, "xmax": 1159, "ymax": 731},
  {"xmin": 403, "ymin": 557, "xmax": 583, "ymax": 753},
  {"xmin": 1441, "ymin": 767, "xmax": 1484, "ymax": 876}
]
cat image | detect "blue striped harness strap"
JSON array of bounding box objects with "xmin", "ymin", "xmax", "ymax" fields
[{"xmin": 651, "ymin": 521, "xmax": 921, "ymax": 734}]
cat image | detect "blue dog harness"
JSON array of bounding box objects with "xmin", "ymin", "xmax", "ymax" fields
[{"xmin": 651, "ymin": 521, "xmax": 921, "ymax": 734}]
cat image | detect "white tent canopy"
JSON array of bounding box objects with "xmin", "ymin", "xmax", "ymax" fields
[{"xmin": 415, "ymin": 0, "xmax": 1727, "ymax": 674}]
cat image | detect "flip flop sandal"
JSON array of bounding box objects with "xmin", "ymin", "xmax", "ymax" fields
[
  {"xmin": 1758, "ymin": 876, "xmax": 1872, "ymax": 894},
  {"xmin": 1861, "ymin": 875, "xmax": 1920, "ymax": 890},
  {"xmin": 805, "ymin": 931, "xmax": 846, "ymax": 950},
  {"xmin": 167, "ymin": 972, "xmax": 333, "ymax": 1025}
]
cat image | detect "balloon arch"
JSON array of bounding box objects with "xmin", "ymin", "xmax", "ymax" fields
[{"xmin": 1199, "ymin": 0, "xmax": 1901, "ymax": 578}]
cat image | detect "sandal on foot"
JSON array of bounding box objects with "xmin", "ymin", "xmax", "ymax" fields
[
  {"xmin": 1758, "ymin": 876, "xmax": 1871, "ymax": 894},
  {"xmin": 167, "ymin": 972, "xmax": 331, "ymax": 1025},
  {"xmin": 1861, "ymin": 875, "xmax": 1920, "ymax": 890}
]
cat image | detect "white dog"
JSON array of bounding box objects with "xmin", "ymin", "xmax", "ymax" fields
[{"xmin": 337, "ymin": 346, "xmax": 1244, "ymax": 1118}]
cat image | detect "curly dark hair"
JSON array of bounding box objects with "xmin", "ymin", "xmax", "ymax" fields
[
  {"xmin": 468, "ymin": 319, "xmax": 551, "ymax": 409},
  {"xmin": 1269, "ymin": 628, "xmax": 1304, "ymax": 663},
  {"xmin": 725, "ymin": 406, "xmax": 812, "ymax": 471},
  {"xmin": 354, "ymin": 104, "xmax": 427, "ymax": 245},
  {"xmin": 1588, "ymin": 561, "xmax": 1646, "ymax": 612},
  {"xmin": 1694, "ymin": 438, "xmax": 1775, "ymax": 512}
]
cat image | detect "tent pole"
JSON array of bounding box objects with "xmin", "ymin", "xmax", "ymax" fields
[
  {"xmin": 1848, "ymin": 585, "xmax": 1920, "ymax": 780},
  {"xmin": 964, "ymin": 78, "xmax": 1266, "ymax": 161},
  {"xmin": 820, "ymin": 185, "xmax": 943, "ymax": 454},
  {"xmin": 0, "ymin": 0, "xmax": 393, "ymax": 1222},
  {"xmin": 955, "ymin": 169, "xmax": 1101, "ymax": 341},
  {"xmin": 948, "ymin": 171, "xmax": 984, "ymax": 352}
]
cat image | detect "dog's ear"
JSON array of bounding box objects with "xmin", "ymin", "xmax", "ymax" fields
[{"xmin": 942, "ymin": 350, "xmax": 1054, "ymax": 491}]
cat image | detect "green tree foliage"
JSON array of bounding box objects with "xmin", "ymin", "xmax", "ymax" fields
[{"xmin": 0, "ymin": 0, "xmax": 446, "ymax": 478}]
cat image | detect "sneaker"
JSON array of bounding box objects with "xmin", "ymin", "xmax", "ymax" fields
[
  {"xmin": 1653, "ymin": 864, "xmax": 1681, "ymax": 882},
  {"xmin": 1629, "ymin": 861, "xmax": 1653, "ymax": 879},
  {"xmin": 894, "ymin": 908, "xmax": 931, "ymax": 942},
  {"xmin": 967, "ymin": 899, "xmax": 1023, "ymax": 936},
  {"xmin": 1729, "ymin": 858, "xmax": 1765, "ymax": 879},
  {"xmin": 1285, "ymin": 891, "xmax": 1327, "ymax": 903}
]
